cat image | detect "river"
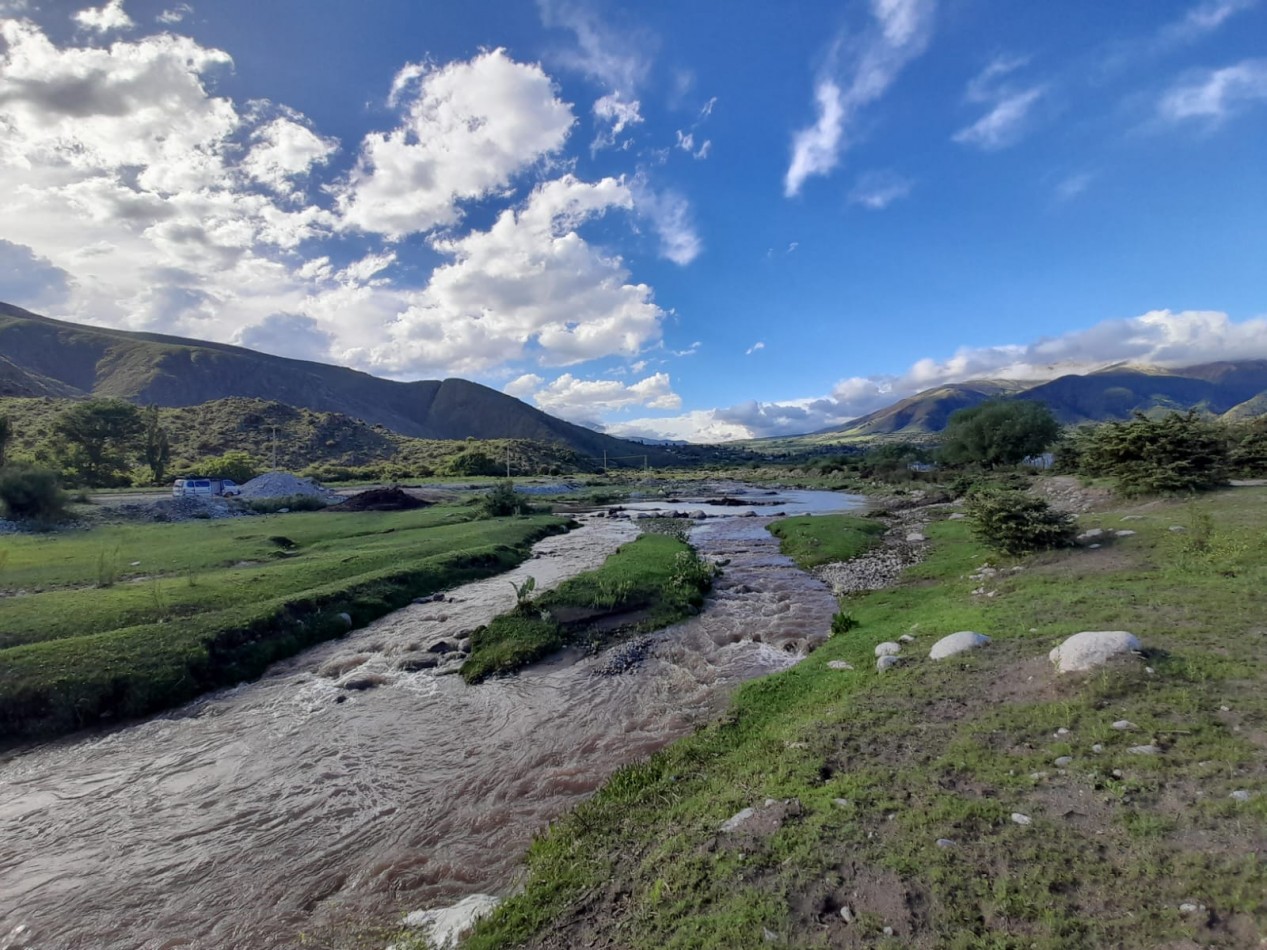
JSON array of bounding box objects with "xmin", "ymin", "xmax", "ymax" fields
[{"xmin": 0, "ymin": 486, "xmax": 861, "ymax": 949}]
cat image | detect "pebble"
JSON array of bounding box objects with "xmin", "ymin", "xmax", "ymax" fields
[
  {"xmin": 1011, "ymin": 813, "xmax": 1032, "ymax": 825},
  {"xmin": 1056, "ymin": 728, "xmax": 1070, "ymax": 736},
  {"xmin": 1092, "ymin": 744, "xmax": 1104, "ymax": 754},
  {"xmin": 874, "ymin": 642, "xmax": 902, "ymax": 657},
  {"xmin": 1229, "ymin": 790, "xmax": 1252, "ymax": 802},
  {"xmin": 1127, "ymin": 744, "xmax": 1161, "ymax": 755},
  {"xmin": 1178, "ymin": 902, "xmax": 1205, "ymax": 915},
  {"xmin": 720, "ymin": 808, "xmax": 756, "ymax": 833},
  {"xmin": 876, "ymin": 655, "xmax": 900, "ymax": 672},
  {"xmin": 906, "ymin": 532, "xmax": 926, "ymax": 542},
  {"xmin": 839, "ymin": 905, "xmax": 855, "ymax": 923},
  {"xmin": 1054, "ymin": 756, "xmax": 1073, "ymax": 768},
  {"xmin": 827, "ymin": 660, "xmax": 855, "ymax": 671},
  {"xmin": 883, "ymin": 926, "xmax": 895, "ymax": 936},
  {"xmin": 1115, "ymin": 530, "xmax": 1136, "ymax": 538},
  {"xmin": 1112, "ymin": 769, "xmax": 1124, "ymax": 778},
  {"xmin": 1169, "ymin": 525, "xmax": 1186, "ymax": 532},
  {"xmin": 935, "ymin": 838, "xmax": 956, "ymax": 848},
  {"xmin": 899, "ymin": 634, "xmax": 916, "ymax": 643},
  {"xmin": 832, "ymin": 798, "xmax": 851, "ymax": 808},
  {"xmin": 1111, "ymin": 720, "xmax": 1137, "ymax": 731}
]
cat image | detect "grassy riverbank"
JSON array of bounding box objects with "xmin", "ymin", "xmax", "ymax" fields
[
  {"xmin": 0, "ymin": 506, "xmax": 568, "ymax": 739},
  {"xmin": 767, "ymin": 513, "xmax": 886, "ymax": 569},
  {"xmin": 461, "ymin": 532, "xmax": 716, "ymax": 683},
  {"xmin": 466, "ymin": 487, "xmax": 1267, "ymax": 948}
]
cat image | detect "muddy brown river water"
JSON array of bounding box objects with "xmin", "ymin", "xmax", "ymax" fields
[{"xmin": 0, "ymin": 487, "xmax": 861, "ymax": 949}]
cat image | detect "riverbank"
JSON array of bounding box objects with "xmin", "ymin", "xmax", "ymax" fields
[
  {"xmin": 464, "ymin": 486, "xmax": 1267, "ymax": 948},
  {"xmin": 0, "ymin": 506, "xmax": 569, "ymax": 740}
]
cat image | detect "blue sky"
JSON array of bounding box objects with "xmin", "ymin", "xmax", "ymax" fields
[{"xmin": 0, "ymin": 0, "xmax": 1264, "ymax": 440}]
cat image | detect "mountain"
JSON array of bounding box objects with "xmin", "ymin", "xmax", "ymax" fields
[
  {"xmin": 801, "ymin": 361, "xmax": 1267, "ymax": 442},
  {"xmin": 0, "ymin": 302, "xmax": 685, "ymax": 467}
]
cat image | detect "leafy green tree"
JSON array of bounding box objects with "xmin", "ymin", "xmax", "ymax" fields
[
  {"xmin": 939, "ymin": 400, "xmax": 1061, "ymax": 468},
  {"xmin": 52, "ymin": 399, "xmax": 144, "ymax": 487},
  {"xmin": 200, "ymin": 450, "xmax": 259, "ymax": 484},
  {"xmin": 1075, "ymin": 411, "xmax": 1228, "ymax": 495},
  {"xmin": 446, "ymin": 449, "xmax": 502, "ymax": 476},
  {"xmin": 0, "ymin": 414, "xmax": 10, "ymax": 467},
  {"xmin": 0, "ymin": 464, "xmax": 68, "ymax": 523},
  {"xmin": 142, "ymin": 405, "xmax": 171, "ymax": 485}
]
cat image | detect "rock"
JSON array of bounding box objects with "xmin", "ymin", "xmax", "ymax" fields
[
  {"xmin": 1056, "ymin": 728, "xmax": 1070, "ymax": 736},
  {"xmin": 427, "ymin": 640, "xmax": 457, "ymax": 654},
  {"xmin": 1011, "ymin": 813, "xmax": 1032, "ymax": 825},
  {"xmin": 1111, "ymin": 720, "xmax": 1137, "ymax": 731},
  {"xmin": 1229, "ymin": 790, "xmax": 1252, "ymax": 802},
  {"xmin": 948, "ymin": 512, "xmax": 966, "ymax": 520},
  {"xmin": 929, "ymin": 631, "xmax": 990, "ymax": 660},
  {"xmin": 720, "ymin": 807, "xmax": 756, "ymax": 832},
  {"xmin": 397, "ymin": 655, "xmax": 440, "ymax": 672},
  {"xmin": 1169, "ymin": 525, "xmax": 1186, "ymax": 532},
  {"xmin": 839, "ymin": 905, "xmax": 855, "ymax": 923},
  {"xmin": 341, "ymin": 673, "xmax": 389, "ymax": 691},
  {"xmin": 1048, "ymin": 631, "xmax": 1142, "ymax": 673},
  {"xmin": 876, "ymin": 655, "xmax": 900, "ymax": 672},
  {"xmin": 1127, "ymin": 744, "xmax": 1161, "ymax": 755},
  {"xmin": 762, "ymin": 927, "xmax": 778, "ymax": 943},
  {"xmin": 1092, "ymin": 744, "xmax": 1104, "ymax": 754},
  {"xmin": 1077, "ymin": 528, "xmax": 1105, "ymax": 542},
  {"xmin": 402, "ymin": 894, "xmax": 501, "ymax": 949},
  {"xmin": 318, "ymin": 655, "xmax": 370, "ymax": 678},
  {"xmin": 875, "ymin": 642, "xmax": 902, "ymax": 657},
  {"xmin": 906, "ymin": 532, "xmax": 926, "ymax": 542},
  {"xmin": 935, "ymin": 838, "xmax": 956, "ymax": 848},
  {"xmin": 336, "ymin": 612, "xmax": 353, "ymax": 629},
  {"xmin": 832, "ymin": 798, "xmax": 850, "ymax": 808},
  {"xmin": 1115, "ymin": 530, "xmax": 1136, "ymax": 538},
  {"xmin": 883, "ymin": 926, "xmax": 895, "ymax": 936},
  {"xmin": 827, "ymin": 660, "xmax": 855, "ymax": 671},
  {"xmin": 1054, "ymin": 756, "xmax": 1073, "ymax": 768},
  {"xmin": 1178, "ymin": 902, "xmax": 1205, "ymax": 916},
  {"xmin": 1088, "ymin": 543, "xmax": 1101, "ymax": 549},
  {"xmin": 899, "ymin": 634, "xmax": 916, "ymax": 643}
]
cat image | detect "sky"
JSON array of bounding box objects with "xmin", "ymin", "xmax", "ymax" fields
[{"xmin": 0, "ymin": 0, "xmax": 1265, "ymax": 442}]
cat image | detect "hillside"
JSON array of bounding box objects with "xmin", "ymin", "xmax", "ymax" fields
[
  {"xmin": 770, "ymin": 361, "xmax": 1267, "ymax": 447},
  {"xmin": 0, "ymin": 302, "xmax": 687, "ymax": 468}
]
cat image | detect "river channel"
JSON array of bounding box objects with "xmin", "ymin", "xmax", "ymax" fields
[{"xmin": 0, "ymin": 486, "xmax": 861, "ymax": 949}]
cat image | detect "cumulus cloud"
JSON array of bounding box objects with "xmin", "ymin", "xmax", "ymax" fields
[
  {"xmin": 336, "ymin": 49, "xmax": 574, "ymax": 239},
  {"xmin": 785, "ymin": 0, "xmax": 936, "ymax": 196},
  {"xmin": 613, "ymin": 310, "xmax": 1267, "ymax": 442},
  {"xmin": 242, "ymin": 112, "xmax": 338, "ymax": 196},
  {"xmin": 848, "ymin": 169, "xmax": 914, "ymax": 209},
  {"xmin": 1158, "ymin": 58, "xmax": 1267, "ymax": 121},
  {"xmin": 360, "ymin": 175, "xmax": 665, "ymax": 375},
  {"xmin": 506, "ymin": 371, "xmax": 681, "ymax": 424},
  {"xmin": 74, "ymin": 0, "xmax": 134, "ymax": 33},
  {"xmin": 954, "ymin": 56, "xmax": 1046, "ymax": 150},
  {"xmin": 631, "ymin": 179, "xmax": 701, "ymax": 265}
]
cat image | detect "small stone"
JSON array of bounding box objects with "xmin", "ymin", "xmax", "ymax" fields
[
  {"xmin": 1169, "ymin": 525, "xmax": 1186, "ymax": 532},
  {"xmin": 1178, "ymin": 902, "xmax": 1203, "ymax": 915},
  {"xmin": 1077, "ymin": 528, "xmax": 1105, "ymax": 542},
  {"xmin": 1115, "ymin": 530, "xmax": 1136, "ymax": 538},
  {"xmin": 1011, "ymin": 812, "xmax": 1032, "ymax": 825},
  {"xmin": 1112, "ymin": 769, "xmax": 1124, "ymax": 778},
  {"xmin": 1112, "ymin": 720, "xmax": 1137, "ymax": 731},
  {"xmin": 833, "ymin": 798, "xmax": 851, "ymax": 808},
  {"xmin": 1056, "ymin": 727, "xmax": 1070, "ymax": 736},
  {"xmin": 1029, "ymin": 771, "xmax": 1048, "ymax": 781},
  {"xmin": 906, "ymin": 532, "xmax": 926, "ymax": 542},
  {"xmin": 876, "ymin": 655, "xmax": 900, "ymax": 672},
  {"xmin": 1127, "ymin": 744, "xmax": 1161, "ymax": 756},
  {"xmin": 1089, "ymin": 543, "xmax": 1101, "ymax": 549},
  {"xmin": 935, "ymin": 838, "xmax": 956, "ymax": 848},
  {"xmin": 336, "ymin": 611, "xmax": 353, "ymax": 628},
  {"xmin": 721, "ymin": 807, "xmax": 756, "ymax": 833},
  {"xmin": 899, "ymin": 634, "xmax": 916, "ymax": 643},
  {"xmin": 1092, "ymin": 744, "xmax": 1104, "ymax": 754},
  {"xmin": 1229, "ymin": 790, "xmax": 1252, "ymax": 802},
  {"xmin": 840, "ymin": 905, "xmax": 855, "ymax": 923},
  {"xmin": 827, "ymin": 660, "xmax": 855, "ymax": 671},
  {"xmin": 948, "ymin": 512, "xmax": 966, "ymax": 520},
  {"xmin": 763, "ymin": 927, "xmax": 778, "ymax": 942},
  {"xmin": 1054, "ymin": 756, "xmax": 1073, "ymax": 768},
  {"xmin": 883, "ymin": 926, "xmax": 895, "ymax": 936},
  {"xmin": 1220, "ymin": 705, "xmax": 1231, "ymax": 712},
  {"xmin": 875, "ymin": 642, "xmax": 902, "ymax": 657}
]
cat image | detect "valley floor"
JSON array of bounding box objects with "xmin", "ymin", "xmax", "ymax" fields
[{"xmin": 464, "ymin": 485, "xmax": 1267, "ymax": 949}]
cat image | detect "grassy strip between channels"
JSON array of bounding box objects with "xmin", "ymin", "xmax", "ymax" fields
[
  {"xmin": 460, "ymin": 532, "xmax": 716, "ymax": 684},
  {"xmin": 463, "ymin": 487, "xmax": 1267, "ymax": 949},
  {"xmin": 766, "ymin": 512, "xmax": 886, "ymax": 570},
  {"xmin": 0, "ymin": 507, "xmax": 568, "ymax": 740}
]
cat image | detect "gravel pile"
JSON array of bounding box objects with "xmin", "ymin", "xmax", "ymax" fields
[{"xmin": 239, "ymin": 472, "xmax": 342, "ymax": 501}]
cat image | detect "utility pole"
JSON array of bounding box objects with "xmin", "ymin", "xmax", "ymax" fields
[
  {"xmin": 505, "ymin": 444, "xmax": 511, "ymax": 478},
  {"xmin": 268, "ymin": 425, "xmax": 279, "ymax": 470},
  {"xmin": 603, "ymin": 450, "xmax": 607, "ymax": 473}
]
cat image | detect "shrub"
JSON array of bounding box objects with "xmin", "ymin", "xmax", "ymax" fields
[
  {"xmin": 482, "ymin": 480, "xmax": 533, "ymax": 517},
  {"xmin": 246, "ymin": 494, "xmax": 329, "ymax": 513},
  {"xmin": 1074, "ymin": 412, "xmax": 1228, "ymax": 495},
  {"xmin": 830, "ymin": 607, "xmax": 859, "ymax": 636},
  {"xmin": 0, "ymin": 465, "xmax": 68, "ymax": 524},
  {"xmin": 965, "ymin": 489, "xmax": 1076, "ymax": 556}
]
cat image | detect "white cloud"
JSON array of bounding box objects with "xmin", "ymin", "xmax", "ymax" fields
[
  {"xmin": 1159, "ymin": 0, "xmax": 1260, "ymax": 46},
  {"xmin": 746, "ymin": 341, "xmax": 765, "ymax": 355},
  {"xmin": 74, "ymin": 0, "xmax": 134, "ymax": 33},
  {"xmin": 954, "ymin": 57, "xmax": 1046, "ymax": 151},
  {"xmin": 614, "ymin": 310, "xmax": 1267, "ymax": 442},
  {"xmin": 156, "ymin": 4, "xmax": 192, "ymax": 25},
  {"xmin": 784, "ymin": 0, "xmax": 936, "ymax": 196},
  {"xmin": 592, "ymin": 92, "xmax": 642, "ymax": 152},
  {"xmin": 674, "ymin": 129, "xmax": 711, "ymax": 159},
  {"xmin": 1158, "ymin": 59, "xmax": 1267, "ymax": 122},
  {"xmin": 631, "ymin": 179, "xmax": 701, "ymax": 265},
  {"xmin": 242, "ymin": 113, "xmax": 337, "ymax": 196},
  {"xmin": 848, "ymin": 169, "xmax": 914, "ymax": 209},
  {"xmin": 336, "ymin": 49, "xmax": 575, "ymax": 239},
  {"xmin": 364, "ymin": 175, "xmax": 665, "ymax": 375},
  {"xmin": 507, "ymin": 371, "xmax": 681, "ymax": 424},
  {"xmin": 537, "ymin": 0, "xmax": 649, "ymax": 95}
]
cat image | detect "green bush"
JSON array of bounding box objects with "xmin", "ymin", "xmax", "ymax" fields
[
  {"xmin": 965, "ymin": 489, "xmax": 1076, "ymax": 556},
  {"xmin": 482, "ymin": 480, "xmax": 533, "ymax": 517},
  {"xmin": 1074, "ymin": 412, "xmax": 1228, "ymax": 495},
  {"xmin": 246, "ymin": 494, "xmax": 329, "ymax": 513},
  {"xmin": 0, "ymin": 465, "xmax": 68, "ymax": 524}
]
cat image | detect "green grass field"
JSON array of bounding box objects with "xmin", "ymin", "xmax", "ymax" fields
[
  {"xmin": 461, "ymin": 533, "xmax": 716, "ymax": 683},
  {"xmin": 766, "ymin": 513, "xmax": 887, "ymax": 569},
  {"xmin": 462, "ymin": 488, "xmax": 1267, "ymax": 949},
  {"xmin": 0, "ymin": 506, "xmax": 568, "ymax": 740}
]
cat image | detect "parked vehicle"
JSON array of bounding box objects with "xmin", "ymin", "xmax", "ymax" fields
[{"xmin": 172, "ymin": 478, "xmax": 242, "ymax": 497}]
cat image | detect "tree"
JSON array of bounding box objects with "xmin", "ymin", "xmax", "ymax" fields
[
  {"xmin": 52, "ymin": 399, "xmax": 144, "ymax": 487},
  {"xmin": 0, "ymin": 414, "xmax": 10, "ymax": 467},
  {"xmin": 200, "ymin": 450, "xmax": 259, "ymax": 484},
  {"xmin": 142, "ymin": 405, "xmax": 171, "ymax": 485},
  {"xmin": 1075, "ymin": 411, "xmax": 1228, "ymax": 495},
  {"xmin": 939, "ymin": 400, "xmax": 1061, "ymax": 468}
]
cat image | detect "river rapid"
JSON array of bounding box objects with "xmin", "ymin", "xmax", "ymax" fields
[{"xmin": 0, "ymin": 486, "xmax": 861, "ymax": 949}]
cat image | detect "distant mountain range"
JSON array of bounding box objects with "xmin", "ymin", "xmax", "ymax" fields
[
  {"xmin": 0, "ymin": 302, "xmax": 689, "ymax": 467},
  {"xmin": 807, "ymin": 361, "xmax": 1267, "ymax": 442}
]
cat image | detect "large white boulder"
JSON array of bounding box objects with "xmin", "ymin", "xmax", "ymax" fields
[
  {"xmin": 1049, "ymin": 631, "xmax": 1141, "ymax": 673},
  {"xmin": 929, "ymin": 632, "xmax": 991, "ymax": 660}
]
